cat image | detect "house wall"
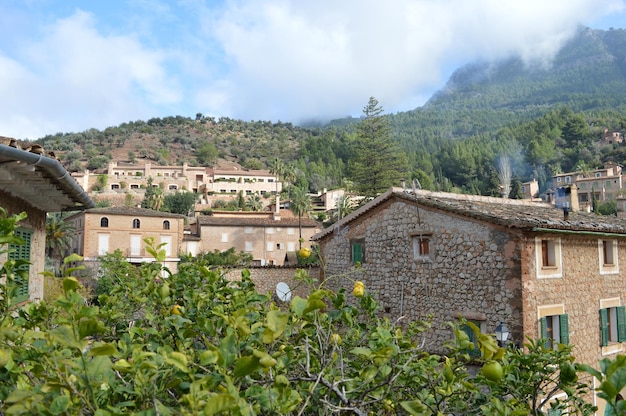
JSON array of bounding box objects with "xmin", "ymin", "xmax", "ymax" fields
[
  {"xmin": 222, "ymin": 265, "xmax": 319, "ymax": 300},
  {"xmin": 197, "ymin": 223, "xmax": 318, "ymax": 266},
  {"xmin": 520, "ymin": 233, "xmax": 626, "ymax": 407},
  {"xmin": 0, "ymin": 189, "xmax": 46, "ymax": 302},
  {"xmin": 318, "ymin": 198, "xmax": 524, "ymax": 353},
  {"xmin": 69, "ymin": 212, "xmax": 184, "ymax": 273}
]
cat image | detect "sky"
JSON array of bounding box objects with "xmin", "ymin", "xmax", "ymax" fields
[{"xmin": 1, "ymin": 0, "xmax": 626, "ymax": 140}]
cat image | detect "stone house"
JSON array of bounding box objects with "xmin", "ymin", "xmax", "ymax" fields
[
  {"xmin": 65, "ymin": 207, "xmax": 185, "ymax": 275},
  {"xmin": 551, "ymin": 162, "xmax": 623, "ymax": 211},
  {"xmin": 313, "ymin": 187, "xmax": 626, "ymax": 410},
  {"xmin": 184, "ymin": 205, "xmax": 320, "ymax": 266},
  {"xmin": 0, "ymin": 141, "xmax": 94, "ymax": 302}
]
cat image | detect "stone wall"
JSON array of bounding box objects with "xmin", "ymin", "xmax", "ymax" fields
[
  {"xmin": 223, "ymin": 265, "xmax": 319, "ymax": 301},
  {"xmin": 318, "ymin": 197, "xmax": 523, "ymax": 353}
]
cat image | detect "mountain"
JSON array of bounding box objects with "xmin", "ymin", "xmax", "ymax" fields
[
  {"xmin": 34, "ymin": 26, "xmax": 626, "ymax": 199},
  {"xmin": 383, "ymin": 26, "xmax": 626, "ymax": 140}
]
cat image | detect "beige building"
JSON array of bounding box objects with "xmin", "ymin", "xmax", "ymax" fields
[
  {"xmin": 185, "ymin": 207, "xmax": 320, "ymax": 266},
  {"xmin": 65, "ymin": 207, "xmax": 185, "ymax": 274},
  {"xmin": 314, "ymin": 188, "xmax": 626, "ymax": 411},
  {"xmin": 0, "ymin": 141, "xmax": 94, "ymax": 302},
  {"xmin": 73, "ymin": 162, "xmax": 281, "ymax": 202},
  {"xmin": 551, "ymin": 162, "xmax": 623, "ymax": 211}
]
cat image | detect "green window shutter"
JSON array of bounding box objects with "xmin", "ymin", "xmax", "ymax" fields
[
  {"xmin": 617, "ymin": 306, "xmax": 626, "ymax": 342},
  {"xmin": 8, "ymin": 228, "xmax": 32, "ymax": 304},
  {"xmin": 352, "ymin": 242, "xmax": 363, "ymax": 264},
  {"xmin": 559, "ymin": 314, "xmax": 569, "ymax": 345},
  {"xmin": 540, "ymin": 317, "xmax": 549, "ymax": 348},
  {"xmin": 461, "ymin": 324, "xmax": 480, "ymax": 358},
  {"xmin": 600, "ymin": 308, "xmax": 609, "ymax": 347}
]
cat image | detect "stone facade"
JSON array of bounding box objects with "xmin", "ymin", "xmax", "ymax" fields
[
  {"xmin": 314, "ymin": 188, "xmax": 626, "ymax": 409},
  {"xmin": 223, "ymin": 265, "xmax": 319, "ymax": 301}
]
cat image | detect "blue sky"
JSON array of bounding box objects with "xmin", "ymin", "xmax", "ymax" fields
[{"xmin": 1, "ymin": 0, "xmax": 626, "ymax": 140}]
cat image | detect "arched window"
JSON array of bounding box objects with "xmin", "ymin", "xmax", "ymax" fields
[
  {"xmin": 100, "ymin": 217, "xmax": 109, "ymax": 228},
  {"xmin": 132, "ymin": 218, "xmax": 141, "ymax": 229},
  {"xmin": 163, "ymin": 220, "xmax": 170, "ymax": 230}
]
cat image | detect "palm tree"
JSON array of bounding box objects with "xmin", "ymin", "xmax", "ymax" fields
[
  {"xmin": 282, "ymin": 162, "xmax": 298, "ymax": 194},
  {"xmin": 289, "ymin": 186, "xmax": 312, "ymax": 250},
  {"xmin": 269, "ymin": 158, "xmax": 284, "ymax": 195},
  {"xmin": 246, "ymin": 194, "xmax": 263, "ymax": 211},
  {"xmin": 45, "ymin": 213, "xmax": 75, "ymax": 272}
]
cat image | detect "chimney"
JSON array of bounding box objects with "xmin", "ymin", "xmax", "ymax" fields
[
  {"xmin": 569, "ymin": 185, "xmax": 580, "ymax": 212},
  {"xmin": 273, "ymin": 194, "xmax": 281, "ymax": 220}
]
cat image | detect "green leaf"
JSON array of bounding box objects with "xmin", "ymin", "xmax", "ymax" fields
[
  {"xmin": 62, "ymin": 277, "xmax": 80, "ymax": 292},
  {"xmin": 233, "ymin": 355, "xmax": 261, "ymax": 378},
  {"xmin": 50, "ymin": 394, "xmax": 70, "ymax": 415},
  {"xmin": 290, "ymin": 296, "xmax": 307, "ymax": 318},
  {"xmin": 302, "ymin": 298, "xmax": 325, "ymax": 315},
  {"xmin": 87, "ymin": 343, "xmax": 117, "ymax": 357},
  {"xmin": 166, "ymin": 351, "xmax": 189, "ymax": 373},
  {"xmin": 203, "ymin": 394, "xmax": 238, "ymax": 416},
  {"xmin": 350, "ymin": 347, "xmax": 373, "ymax": 359},
  {"xmin": 79, "ymin": 318, "xmax": 106, "ymax": 339},
  {"xmin": 400, "ymin": 400, "xmax": 428, "ymax": 415}
]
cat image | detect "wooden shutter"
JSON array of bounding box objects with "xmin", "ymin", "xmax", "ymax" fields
[
  {"xmin": 8, "ymin": 228, "xmax": 31, "ymax": 303},
  {"xmin": 617, "ymin": 306, "xmax": 626, "ymax": 342},
  {"xmin": 352, "ymin": 242, "xmax": 363, "ymax": 264},
  {"xmin": 540, "ymin": 317, "xmax": 549, "ymax": 348},
  {"xmin": 600, "ymin": 308, "xmax": 609, "ymax": 347},
  {"xmin": 559, "ymin": 314, "xmax": 569, "ymax": 345}
]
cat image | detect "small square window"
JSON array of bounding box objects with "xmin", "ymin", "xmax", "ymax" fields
[
  {"xmin": 413, "ymin": 236, "xmax": 430, "ymax": 259},
  {"xmin": 351, "ymin": 239, "xmax": 365, "ymax": 264}
]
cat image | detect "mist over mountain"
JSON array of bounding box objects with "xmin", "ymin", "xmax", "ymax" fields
[{"xmin": 378, "ymin": 26, "xmax": 626, "ymax": 139}]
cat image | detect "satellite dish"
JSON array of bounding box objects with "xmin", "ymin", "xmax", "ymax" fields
[{"xmin": 276, "ymin": 282, "xmax": 292, "ymax": 302}]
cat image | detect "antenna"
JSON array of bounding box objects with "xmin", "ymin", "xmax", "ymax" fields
[{"xmin": 275, "ymin": 282, "xmax": 292, "ymax": 302}]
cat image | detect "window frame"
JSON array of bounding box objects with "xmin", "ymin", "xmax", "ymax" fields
[
  {"xmin": 100, "ymin": 217, "xmax": 109, "ymax": 228},
  {"xmin": 351, "ymin": 238, "xmax": 365, "ymax": 264},
  {"xmin": 599, "ymin": 239, "xmax": 619, "ymax": 275},
  {"xmin": 536, "ymin": 237, "xmax": 562, "ymax": 278},
  {"xmin": 411, "ymin": 232, "xmax": 433, "ymax": 261},
  {"xmin": 540, "ymin": 314, "xmax": 569, "ymax": 350},
  {"xmin": 132, "ymin": 218, "xmax": 141, "ymax": 229},
  {"xmin": 163, "ymin": 220, "xmax": 170, "ymax": 230},
  {"xmin": 600, "ymin": 298, "xmax": 626, "ymax": 354}
]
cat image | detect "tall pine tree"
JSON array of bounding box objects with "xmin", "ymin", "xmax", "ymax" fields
[{"xmin": 349, "ymin": 97, "xmax": 409, "ymax": 197}]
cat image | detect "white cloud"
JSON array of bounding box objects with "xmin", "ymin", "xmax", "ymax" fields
[
  {"xmin": 1, "ymin": 0, "xmax": 625, "ymax": 139},
  {"xmin": 0, "ymin": 10, "xmax": 180, "ymax": 138},
  {"xmin": 195, "ymin": 0, "xmax": 625, "ymax": 122}
]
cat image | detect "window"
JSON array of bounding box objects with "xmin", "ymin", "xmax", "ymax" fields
[
  {"xmin": 169, "ymin": 185, "xmax": 178, "ymax": 190},
  {"xmin": 596, "ymin": 172, "xmax": 602, "ymax": 178},
  {"xmin": 600, "ymin": 306, "xmax": 626, "ymax": 346},
  {"xmin": 221, "ymin": 233, "xmax": 228, "ymax": 243},
  {"xmin": 111, "ymin": 184, "xmax": 120, "ymax": 190},
  {"xmin": 266, "ymin": 242, "xmax": 274, "ymax": 252},
  {"xmin": 266, "ymin": 227, "xmax": 275, "ymax": 234},
  {"xmin": 245, "ymin": 242, "xmax": 253, "ymax": 252},
  {"xmin": 132, "ymin": 218, "xmax": 141, "ymax": 229},
  {"xmin": 565, "ymin": 176, "xmax": 571, "ymax": 183},
  {"xmin": 163, "ymin": 220, "xmax": 170, "ymax": 230},
  {"xmin": 540, "ymin": 314, "xmax": 569, "ymax": 349},
  {"xmin": 130, "ymin": 184, "xmax": 139, "ymax": 189},
  {"xmin": 130, "ymin": 235, "xmax": 141, "ymax": 256},
  {"xmin": 100, "ymin": 217, "xmax": 109, "ymax": 228},
  {"xmin": 8, "ymin": 228, "xmax": 31, "ymax": 303},
  {"xmin": 600, "ymin": 240, "xmax": 619, "ymax": 274},
  {"xmin": 98, "ymin": 234, "xmax": 109, "ymax": 256},
  {"xmin": 536, "ymin": 237, "xmax": 562, "ymax": 278},
  {"xmin": 287, "ymin": 228, "xmax": 295, "ymax": 235},
  {"xmin": 351, "ymin": 239, "xmax": 364, "ymax": 264},
  {"xmin": 460, "ymin": 320, "xmax": 483, "ymax": 357},
  {"xmin": 413, "ymin": 236, "xmax": 431, "ymax": 259},
  {"xmin": 287, "ymin": 242, "xmax": 295, "ymax": 252},
  {"xmin": 245, "ymin": 227, "xmax": 253, "ymax": 234},
  {"xmin": 557, "ymin": 177, "xmax": 562, "ymax": 183},
  {"xmin": 160, "ymin": 236, "xmax": 172, "ymax": 256}
]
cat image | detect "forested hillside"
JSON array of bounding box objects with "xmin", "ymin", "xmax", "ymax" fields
[{"xmin": 35, "ymin": 26, "xmax": 626, "ymax": 199}]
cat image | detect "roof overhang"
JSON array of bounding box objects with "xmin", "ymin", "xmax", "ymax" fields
[{"xmin": 0, "ymin": 144, "xmax": 95, "ymax": 212}]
